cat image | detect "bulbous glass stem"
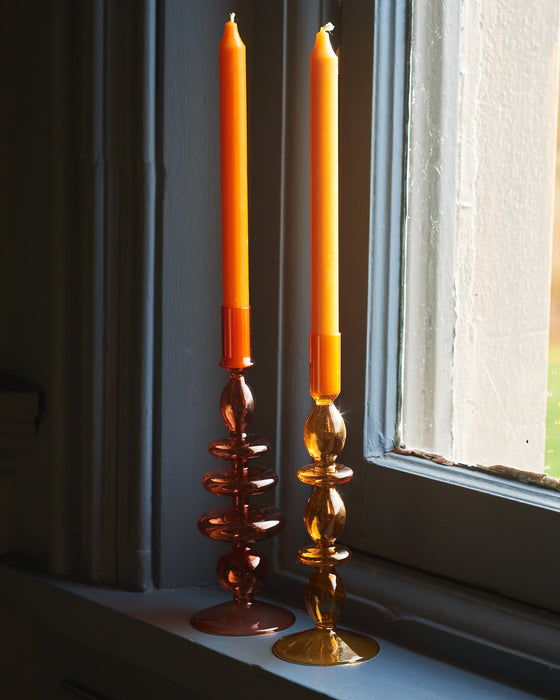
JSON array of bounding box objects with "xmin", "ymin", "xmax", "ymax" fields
[
  {"xmin": 191, "ymin": 367, "xmax": 294, "ymax": 636},
  {"xmin": 272, "ymin": 400, "xmax": 379, "ymax": 665},
  {"xmin": 301, "ymin": 402, "xmax": 349, "ymax": 632}
]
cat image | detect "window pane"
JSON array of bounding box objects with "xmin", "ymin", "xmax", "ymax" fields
[{"xmin": 401, "ymin": 0, "xmax": 560, "ymax": 480}]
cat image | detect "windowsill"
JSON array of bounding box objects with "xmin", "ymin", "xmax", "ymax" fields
[{"xmin": 0, "ymin": 563, "xmax": 547, "ymax": 699}]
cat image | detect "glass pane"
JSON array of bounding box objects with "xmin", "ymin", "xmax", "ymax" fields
[{"xmin": 401, "ymin": 1, "xmax": 560, "ymax": 486}]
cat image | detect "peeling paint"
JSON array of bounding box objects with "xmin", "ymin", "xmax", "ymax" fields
[{"xmin": 393, "ymin": 445, "xmax": 560, "ymax": 492}]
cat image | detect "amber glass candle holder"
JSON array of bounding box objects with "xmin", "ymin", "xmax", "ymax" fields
[
  {"xmin": 192, "ymin": 316, "xmax": 294, "ymax": 636},
  {"xmin": 273, "ymin": 399, "xmax": 380, "ymax": 665}
]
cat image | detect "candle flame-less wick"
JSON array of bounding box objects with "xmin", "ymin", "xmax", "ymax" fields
[
  {"xmin": 230, "ymin": 12, "xmax": 235, "ymax": 23},
  {"xmin": 321, "ymin": 22, "xmax": 335, "ymax": 33}
]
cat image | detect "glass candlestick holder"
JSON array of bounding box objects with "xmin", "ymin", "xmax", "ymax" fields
[
  {"xmin": 192, "ymin": 315, "xmax": 294, "ymax": 636},
  {"xmin": 272, "ymin": 399, "xmax": 380, "ymax": 665}
]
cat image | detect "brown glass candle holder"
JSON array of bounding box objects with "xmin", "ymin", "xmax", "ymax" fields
[
  {"xmin": 192, "ymin": 316, "xmax": 294, "ymax": 636},
  {"xmin": 273, "ymin": 399, "xmax": 379, "ymax": 665}
]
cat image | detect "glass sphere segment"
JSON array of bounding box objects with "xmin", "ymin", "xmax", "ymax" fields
[{"xmin": 304, "ymin": 403, "xmax": 346, "ymax": 463}]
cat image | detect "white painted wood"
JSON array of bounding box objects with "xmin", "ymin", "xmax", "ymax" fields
[{"xmin": 400, "ymin": 0, "xmax": 462, "ymax": 457}]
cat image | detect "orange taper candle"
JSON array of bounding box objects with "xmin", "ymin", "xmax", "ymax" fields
[
  {"xmin": 219, "ymin": 13, "xmax": 251, "ymax": 368},
  {"xmin": 309, "ymin": 23, "xmax": 340, "ymax": 400}
]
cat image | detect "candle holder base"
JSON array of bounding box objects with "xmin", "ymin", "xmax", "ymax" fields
[
  {"xmin": 192, "ymin": 600, "xmax": 295, "ymax": 637},
  {"xmin": 273, "ymin": 627, "xmax": 379, "ymax": 666}
]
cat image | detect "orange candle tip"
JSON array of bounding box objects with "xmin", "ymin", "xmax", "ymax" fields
[
  {"xmin": 313, "ymin": 23, "xmax": 336, "ymax": 58},
  {"xmin": 222, "ymin": 14, "xmax": 242, "ymax": 44}
]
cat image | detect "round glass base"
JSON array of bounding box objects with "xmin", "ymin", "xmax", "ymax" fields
[
  {"xmin": 191, "ymin": 600, "xmax": 295, "ymax": 637},
  {"xmin": 272, "ymin": 627, "xmax": 380, "ymax": 666}
]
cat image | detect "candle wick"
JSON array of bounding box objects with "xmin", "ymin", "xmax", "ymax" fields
[
  {"xmin": 230, "ymin": 12, "xmax": 235, "ymax": 23},
  {"xmin": 321, "ymin": 22, "xmax": 335, "ymax": 33}
]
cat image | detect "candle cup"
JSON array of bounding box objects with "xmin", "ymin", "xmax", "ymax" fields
[
  {"xmin": 272, "ymin": 400, "xmax": 379, "ymax": 665},
  {"xmin": 192, "ymin": 327, "xmax": 294, "ymax": 636}
]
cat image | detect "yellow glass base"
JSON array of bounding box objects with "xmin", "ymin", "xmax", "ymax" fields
[{"xmin": 272, "ymin": 627, "xmax": 380, "ymax": 666}]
